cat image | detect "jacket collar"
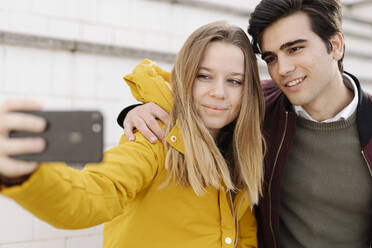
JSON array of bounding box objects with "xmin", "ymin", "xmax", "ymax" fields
[{"xmin": 344, "ymin": 71, "xmax": 372, "ymax": 148}]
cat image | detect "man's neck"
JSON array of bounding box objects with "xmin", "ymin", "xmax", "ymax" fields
[{"xmin": 302, "ymin": 74, "xmax": 354, "ymax": 122}]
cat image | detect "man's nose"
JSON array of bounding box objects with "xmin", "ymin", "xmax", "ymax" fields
[{"xmin": 277, "ymin": 56, "xmax": 295, "ymax": 76}]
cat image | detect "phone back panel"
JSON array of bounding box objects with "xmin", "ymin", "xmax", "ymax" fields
[{"xmin": 10, "ymin": 111, "xmax": 104, "ymax": 163}]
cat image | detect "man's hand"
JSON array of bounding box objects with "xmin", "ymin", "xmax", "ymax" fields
[
  {"xmin": 123, "ymin": 102, "xmax": 170, "ymax": 143},
  {"xmin": 0, "ymin": 99, "xmax": 47, "ymax": 179}
]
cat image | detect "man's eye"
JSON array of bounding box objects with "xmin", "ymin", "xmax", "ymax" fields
[
  {"xmin": 264, "ymin": 56, "xmax": 275, "ymax": 64},
  {"xmin": 289, "ymin": 46, "xmax": 303, "ymax": 53}
]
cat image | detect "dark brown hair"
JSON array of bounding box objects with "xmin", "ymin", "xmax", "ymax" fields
[{"xmin": 248, "ymin": 0, "xmax": 344, "ymax": 71}]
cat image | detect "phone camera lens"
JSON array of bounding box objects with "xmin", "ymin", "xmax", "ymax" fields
[
  {"xmin": 69, "ymin": 132, "xmax": 82, "ymax": 143},
  {"xmin": 92, "ymin": 123, "xmax": 101, "ymax": 133}
]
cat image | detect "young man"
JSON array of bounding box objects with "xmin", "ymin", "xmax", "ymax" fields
[{"xmin": 118, "ymin": 0, "xmax": 372, "ymax": 247}]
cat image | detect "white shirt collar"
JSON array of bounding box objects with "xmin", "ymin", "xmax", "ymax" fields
[{"xmin": 294, "ymin": 73, "xmax": 358, "ymax": 123}]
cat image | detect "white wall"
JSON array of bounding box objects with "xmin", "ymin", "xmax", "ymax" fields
[{"xmin": 0, "ymin": 0, "xmax": 371, "ymax": 247}]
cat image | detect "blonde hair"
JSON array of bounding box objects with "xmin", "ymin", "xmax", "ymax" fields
[{"xmin": 164, "ymin": 21, "xmax": 265, "ymax": 207}]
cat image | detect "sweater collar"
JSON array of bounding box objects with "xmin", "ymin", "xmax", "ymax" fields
[
  {"xmin": 280, "ymin": 71, "xmax": 372, "ymax": 148},
  {"xmin": 293, "ymin": 73, "xmax": 358, "ymax": 123}
]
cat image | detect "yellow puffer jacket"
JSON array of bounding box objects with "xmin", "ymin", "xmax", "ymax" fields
[{"xmin": 1, "ymin": 59, "xmax": 257, "ymax": 248}]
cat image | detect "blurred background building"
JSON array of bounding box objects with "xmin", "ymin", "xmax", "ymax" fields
[{"xmin": 0, "ymin": 0, "xmax": 371, "ymax": 247}]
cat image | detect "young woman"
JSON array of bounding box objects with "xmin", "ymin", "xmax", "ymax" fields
[{"xmin": 0, "ymin": 21, "xmax": 265, "ymax": 247}]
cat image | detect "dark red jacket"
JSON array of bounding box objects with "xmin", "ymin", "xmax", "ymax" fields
[{"xmin": 256, "ymin": 72, "xmax": 372, "ymax": 248}]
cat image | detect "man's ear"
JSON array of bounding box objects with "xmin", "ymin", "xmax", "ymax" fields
[{"xmin": 330, "ymin": 32, "xmax": 344, "ymax": 61}]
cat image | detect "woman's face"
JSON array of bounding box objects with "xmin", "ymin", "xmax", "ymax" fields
[{"xmin": 192, "ymin": 41, "xmax": 245, "ymax": 138}]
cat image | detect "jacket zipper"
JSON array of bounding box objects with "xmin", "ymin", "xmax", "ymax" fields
[
  {"xmin": 233, "ymin": 194, "xmax": 245, "ymax": 248},
  {"xmin": 361, "ymin": 151, "xmax": 372, "ymax": 178},
  {"xmin": 268, "ymin": 111, "xmax": 288, "ymax": 248},
  {"xmin": 228, "ymin": 191, "xmax": 237, "ymax": 247}
]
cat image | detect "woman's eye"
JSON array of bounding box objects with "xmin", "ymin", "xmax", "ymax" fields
[
  {"xmin": 196, "ymin": 74, "xmax": 210, "ymax": 80},
  {"xmin": 228, "ymin": 79, "xmax": 242, "ymax": 85}
]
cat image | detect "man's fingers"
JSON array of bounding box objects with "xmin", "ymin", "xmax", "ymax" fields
[
  {"xmin": 124, "ymin": 105, "xmax": 159, "ymax": 143},
  {"xmin": 0, "ymin": 137, "xmax": 46, "ymax": 156},
  {"xmin": 124, "ymin": 116, "xmax": 159, "ymax": 143},
  {"xmin": 144, "ymin": 102, "xmax": 168, "ymax": 140},
  {"xmin": 123, "ymin": 121, "xmax": 136, "ymax": 141},
  {"xmin": 152, "ymin": 105, "xmax": 170, "ymax": 126},
  {"xmin": 0, "ymin": 157, "xmax": 39, "ymax": 178},
  {"xmin": 134, "ymin": 119, "xmax": 158, "ymax": 143},
  {"xmin": 142, "ymin": 114, "xmax": 165, "ymax": 141},
  {"xmin": 123, "ymin": 103, "xmax": 170, "ymax": 143}
]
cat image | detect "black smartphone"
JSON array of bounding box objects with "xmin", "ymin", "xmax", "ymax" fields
[{"xmin": 9, "ymin": 111, "xmax": 104, "ymax": 163}]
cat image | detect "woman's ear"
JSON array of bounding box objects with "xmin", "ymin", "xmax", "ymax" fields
[{"xmin": 330, "ymin": 32, "xmax": 344, "ymax": 61}]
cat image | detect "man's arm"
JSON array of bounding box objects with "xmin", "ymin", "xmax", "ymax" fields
[{"xmin": 120, "ymin": 103, "xmax": 170, "ymax": 143}]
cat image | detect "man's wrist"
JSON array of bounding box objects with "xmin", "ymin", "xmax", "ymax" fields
[{"xmin": 117, "ymin": 103, "xmax": 143, "ymax": 128}]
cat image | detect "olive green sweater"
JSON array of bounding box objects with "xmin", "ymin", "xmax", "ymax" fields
[{"xmin": 280, "ymin": 112, "xmax": 372, "ymax": 248}]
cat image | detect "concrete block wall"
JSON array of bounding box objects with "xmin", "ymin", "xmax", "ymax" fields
[
  {"xmin": 0, "ymin": 0, "xmax": 371, "ymax": 247},
  {"xmin": 0, "ymin": 44, "xmax": 139, "ymax": 248}
]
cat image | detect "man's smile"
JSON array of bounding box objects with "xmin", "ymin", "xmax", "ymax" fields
[{"xmin": 285, "ymin": 76, "xmax": 306, "ymax": 87}]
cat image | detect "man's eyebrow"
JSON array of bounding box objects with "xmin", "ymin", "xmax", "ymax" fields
[
  {"xmin": 261, "ymin": 39, "xmax": 308, "ymax": 60},
  {"xmin": 280, "ymin": 39, "xmax": 307, "ymax": 50}
]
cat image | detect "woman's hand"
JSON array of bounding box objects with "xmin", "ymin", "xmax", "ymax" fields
[{"xmin": 0, "ymin": 99, "xmax": 47, "ymax": 179}]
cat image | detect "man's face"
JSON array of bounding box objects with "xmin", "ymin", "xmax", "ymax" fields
[{"xmin": 260, "ymin": 12, "xmax": 342, "ymax": 112}]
